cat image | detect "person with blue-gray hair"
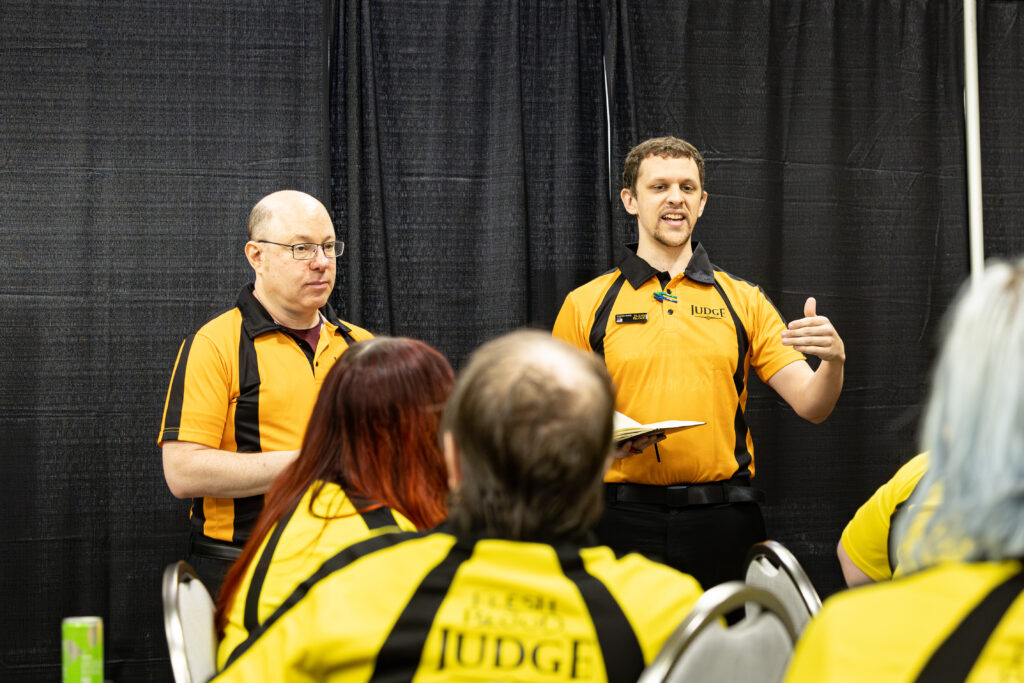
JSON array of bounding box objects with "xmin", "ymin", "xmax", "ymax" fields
[{"xmin": 786, "ymin": 257, "xmax": 1024, "ymax": 682}]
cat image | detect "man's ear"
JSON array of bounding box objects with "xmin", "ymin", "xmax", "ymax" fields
[
  {"xmin": 443, "ymin": 432, "xmax": 462, "ymax": 492},
  {"xmin": 244, "ymin": 240, "xmax": 264, "ymax": 272},
  {"xmin": 620, "ymin": 188, "xmax": 638, "ymax": 216},
  {"xmin": 697, "ymin": 190, "xmax": 709, "ymax": 217}
]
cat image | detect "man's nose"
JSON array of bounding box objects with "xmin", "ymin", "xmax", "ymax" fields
[
  {"xmin": 667, "ymin": 185, "xmax": 684, "ymax": 203},
  {"xmin": 310, "ymin": 245, "xmax": 330, "ymax": 268}
]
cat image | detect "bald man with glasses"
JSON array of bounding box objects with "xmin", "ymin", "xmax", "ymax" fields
[{"xmin": 158, "ymin": 190, "xmax": 373, "ymax": 593}]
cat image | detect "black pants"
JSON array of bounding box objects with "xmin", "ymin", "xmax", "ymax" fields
[
  {"xmin": 185, "ymin": 533, "xmax": 242, "ymax": 600},
  {"xmin": 595, "ymin": 497, "xmax": 766, "ymax": 590}
]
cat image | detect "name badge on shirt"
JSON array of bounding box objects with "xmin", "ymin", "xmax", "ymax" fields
[{"xmin": 615, "ymin": 313, "xmax": 648, "ymax": 324}]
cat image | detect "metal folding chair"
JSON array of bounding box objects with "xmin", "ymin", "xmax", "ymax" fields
[
  {"xmin": 744, "ymin": 540, "xmax": 822, "ymax": 634},
  {"xmin": 162, "ymin": 561, "xmax": 217, "ymax": 683},
  {"xmin": 638, "ymin": 581, "xmax": 798, "ymax": 683}
]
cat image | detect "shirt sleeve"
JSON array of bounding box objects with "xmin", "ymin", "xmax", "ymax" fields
[
  {"xmin": 552, "ymin": 291, "xmax": 592, "ymax": 351},
  {"xmin": 840, "ymin": 453, "xmax": 929, "ymax": 582},
  {"xmin": 158, "ymin": 331, "xmax": 233, "ymax": 448},
  {"xmin": 744, "ymin": 285, "xmax": 806, "ymax": 384}
]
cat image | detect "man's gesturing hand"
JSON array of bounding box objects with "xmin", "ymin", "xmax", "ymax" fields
[{"xmin": 781, "ymin": 297, "xmax": 846, "ymax": 362}]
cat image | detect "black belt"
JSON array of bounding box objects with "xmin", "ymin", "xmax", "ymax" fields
[
  {"xmin": 605, "ymin": 482, "xmax": 765, "ymax": 507},
  {"xmin": 188, "ymin": 534, "xmax": 243, "ymax": 562}
]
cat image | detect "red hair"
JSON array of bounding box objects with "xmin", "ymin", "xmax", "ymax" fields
[{"xmin": 215, "ymin": 337, "xmax": 453, "ymax": 632}]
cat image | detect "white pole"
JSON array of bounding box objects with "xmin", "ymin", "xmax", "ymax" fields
[{"xmin": 964, "ymin": 0, "xmax": 985, "ymax": 279}]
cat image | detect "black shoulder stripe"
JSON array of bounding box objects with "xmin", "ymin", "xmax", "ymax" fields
[
  {"xmin": 712, "ymin": 266, "xmax": 790, "ymax": 326},
  {"xmin": 160, "ymin": 335, "xmax": 195, "ymax": 440},
  {"xmin": 589, "ymin": 273, "xmax": 627, "ymax": 357},
  {"xmin": 359, "ymin": 506, "xmax": 400, "ymax": 530},
  {"xmin": 242, "ymin": 500, "xmax": 301, "ymax": 634},
  {"xmin": 222, "ymin": 530, "xmax": 421, "ymax": 670},
  {"xmin": 914, "ymin": 566, "xmax": 1024, "ymax": 682},
  {"xmin": 346, "ymin": 492, "xmax": 400, "ymax": 530},
  {"xmin": 557, "ymin": 549, "xmax": 645, "ymax": 682},
  {"xmin": 368, "ymin": 541, "xmax": 474, "ymax": 682}
]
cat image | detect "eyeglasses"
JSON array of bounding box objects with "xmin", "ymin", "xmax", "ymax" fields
[{"xmin": 257, "ymin": 240, "xmax": 344, "ymax": 260}]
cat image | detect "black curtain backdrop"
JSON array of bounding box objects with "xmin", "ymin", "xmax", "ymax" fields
[
  {"xmin": 330, "ymin": 0, "xmax": 1024, "ymax": 607},
  {"xmin": 607, "ymin": 0, "xmax": 975, "ymax": 597},
  {"xmin": 1, "ymin": 1, "xmax": 1022, "ymax": 681},
  {"xmin": 1, "ymin": 2, "xmax": 330, "ymax": 681},
  {"xmin": 331, "ymin": 1, "xmax": 613, "ymax": 359}
]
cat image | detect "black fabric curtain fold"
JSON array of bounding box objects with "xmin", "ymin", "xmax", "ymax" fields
[{"xmin": 330, "ymin": 0, "xmax": 613, "ymax": 362}]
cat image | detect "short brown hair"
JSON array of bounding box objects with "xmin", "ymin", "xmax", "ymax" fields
[
  {"xmin": 442, "ymin": 331, "xmax": 615, "ymax": 541},
  {"xmin": 622, "ymin": 136, "xmax": 705, "ymax": 194}
]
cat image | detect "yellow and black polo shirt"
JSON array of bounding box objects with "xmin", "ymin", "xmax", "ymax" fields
[
  {"xmin": 218, "ymin": 481, "xmax": 417, "ymax": 669},
  {"xmin": 158, "ymin": 284, "xmax": 373, "ymax": 543},
  {"xmin": 841, "ymin": 453, "xmax": 930, "ymax": 582},
  {"xmin": 215, "ymin": 528, "xmax": 703, "ymax": 682},
  {"xmin": 786, "ymin": 560, "xmax": 1024, "ymax": 682},
  {"xmin": 553, "ymin": 243, "xmax": 804, "ymax": 485}
]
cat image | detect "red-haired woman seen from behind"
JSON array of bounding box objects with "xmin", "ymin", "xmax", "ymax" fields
[{"xmin": 215, "ymin": 337, "xmax": 453, "ymax": 669}]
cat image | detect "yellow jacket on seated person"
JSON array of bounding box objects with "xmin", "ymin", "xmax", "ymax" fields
[
  {"xmin": 785, "ymin": 560, "xmax": 1024, "ymax": 682},
  {"xmin": 214, "ymin": 528, "xmax": 703, "ymax": 682},
  {"xmin": 216, "ymin": 481, "xmax": 416, "ymax": 669}
]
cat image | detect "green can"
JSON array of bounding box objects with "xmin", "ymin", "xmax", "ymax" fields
[{"xmin": 62, "ymin": 616, "xmax": 103, "ymax": 683}]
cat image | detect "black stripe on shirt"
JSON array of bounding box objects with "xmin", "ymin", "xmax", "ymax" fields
[
  {"xmin": 222, "ymin": 530, "xmax": 421, "ymax": 670},
  {"xmin": 914, "ymin": 565, "xmax": 1024, "ymax": 682},
  {"xmin": 359, "ymin": 506, "xmax": 399, "ymax": 530},
  {"xmin": 712, "ymin": 280, "xmax": 753, "ymax": 478},
  {"xmin": 160, "ymin": 335, "xmax": 210, "ymax": 535},
  {"xmin": 368, "ymin": 541, "xmax": 474, "ymax": 683},
  {"xmin": 242, "ymin": 500, "xmax": 300, "ymax": 634},
  {"xmin": 887, "ymin": 500, "xmax": 908, "ymax": 575},
  {"xmin": 231, "ymin": 326, "xmax": 263, "ymax": 543},
  {"xmin": 234, "ymin": 325, "xmax": 262, "ymax": 453},
  {"xmin": 347, "ymin": 492, "xmax": 401, "ymax": 530},
  {"xmin": 589, "ymin": 273, "xmax": 627, "ymax": 357},
  {"xmin": 557, "ymin": 548, "xmax": 645, "ymax": 682},
  {"xmin": 160, "ymin": 335, "xmax": 195, "ymax": 440}
]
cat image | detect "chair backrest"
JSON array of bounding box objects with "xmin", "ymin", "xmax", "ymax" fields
[
  {"xmin": 638, "ymin": 581, "xmax": 798, "ymax": 683},
  {"xmin": 162, "ymin": 561, "xmax": 217, "ymax": 683},
  {"xmin": 744, "ymin": 540, "xmax": 822, "ymax": 634}
]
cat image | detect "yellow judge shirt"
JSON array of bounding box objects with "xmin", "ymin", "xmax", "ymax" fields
[
  {"xmin": 158, "ymin": 284, "xmax": 373, "ymax": 543},
  {"xmin": 554, "ymin": 243, "xmax": 804, "ymax": 485},
  {"xmin": 785, "ymin": 560, "xmax": 1024, "ymax": 682},
  {"xmin": 215, "ymin": 531, "xmax": 703, "ymax": 682},
  {"xmin": 217, "ymin": 481, "xmax": 416, "ymax": 669},
  {"xmin": 841, "ymin": 453, "xmax": 930, "ymax": 581}
]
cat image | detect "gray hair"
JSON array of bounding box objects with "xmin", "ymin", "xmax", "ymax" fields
[
  {"xmin": 897, "ymin": 258, "xmax": 1024, "ymax": 568},
  {"xmin": 441, "ymin": 330, "xmax": 616, "ymax": 541}
]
